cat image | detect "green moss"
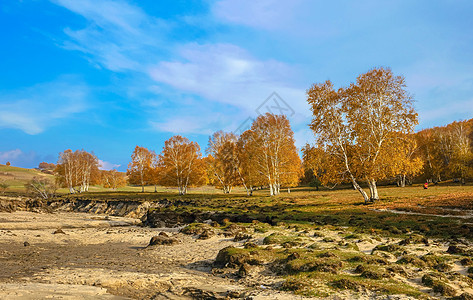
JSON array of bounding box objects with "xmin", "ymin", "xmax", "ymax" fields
[{"xmin": 397, "ymin": 255, "xmax": 426, "ymax": 267}]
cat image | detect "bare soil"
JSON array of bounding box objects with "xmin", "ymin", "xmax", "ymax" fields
[{"xmin": 0, "ymin": 211, "xmax": 299, "ymax": 299}]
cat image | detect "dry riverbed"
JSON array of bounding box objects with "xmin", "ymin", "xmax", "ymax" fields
[
  {"xmin": 0, "ymin": 211, "xmax": 300, "ymax": 299},
  {"xmin": 1, "ymin": 210, "xmax": 473, "ymax": 299}
]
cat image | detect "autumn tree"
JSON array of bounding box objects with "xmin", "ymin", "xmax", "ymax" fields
[
  {"xmin": 55, "ymin": 149, "xmax": 100, "ymax": 193},
  {"xmin": 239, "ymin": 113, "xmax": 301, "ymax": 196},
  {"xmin": 307, "ymin": 67, "xmax": 418, "ymax": 203},
  {"xmin": 416, "ymin": 120, "xmax": 473, "ymax": 184},
  {"xmin": 389, "ymin": 134, "xmax": 423, "ymax": 187},
  {"xmin": 449, "ymin": 121, "xmax": 473, "ymax": 184},
  {"xmin": 206, "ymin": 131, "xmax": 241, "ymax": 193},
  {"xmin": 127, "ymin": 146, "xmax": 156, "ymax": 192},
  {"xmin": 157, "ymin": 136, "xmax": 206, "ymax": 195},
  {"xmin": 301, "ymin": 144, "xmax": 338, "ymax": 190},
  {"xmin": 101, "ymin": 170, "xmax": 126, "ymax": 190}
]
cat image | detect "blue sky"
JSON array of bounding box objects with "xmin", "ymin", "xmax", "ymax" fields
[{"xmin": 1, "ymin": 0, "xmax": 472, "ymax": 170}]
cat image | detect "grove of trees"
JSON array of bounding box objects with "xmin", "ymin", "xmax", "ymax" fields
[
  {"xmin": 55, "ymin": 149, "xmax": 101, "ymax": 193},
  {"xmin": 45, "ymin": 67, "xmax": 472, "ymax": 200},
  {"xmin": 305, "ymin": 67, "xmax": 420, "ymax": 203}
]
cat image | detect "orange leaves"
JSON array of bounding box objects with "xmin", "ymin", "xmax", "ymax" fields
[
  {"xmin": 306, "ymin": 67, "xmax": 418, "ymax": 201},
  {"xmin": 239, "ymin": 113, "xmax": 302, "ymax": 195},
  {"xmin": 56, "ymin": 149, "xmax": 100, "ymax": 193},
  {"xmin": 158, "ymin": 135, "xmax": 206, "ymax": 195},
  {"xmin": 126, "ymin": 146, "xmax": 156, "ymax": 192}
]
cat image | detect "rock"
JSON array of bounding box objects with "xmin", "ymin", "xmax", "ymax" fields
[
  {"xmin": 214, "ymin": 246, "xmax": 250, "ymax": 268},
  {"xmin": 53, "ymin": 229, "xmax": 66, "ymax": 234},
  {"xmin": 354, "ymin": 264, "xmax": 367, "ymax": 274},
  {"xmin": 233, "ymin": 232, "xmax": 252, "ymax": 242},
  {"xmin": 224, "ymin": 224, "xmax": 247, "ymax": 237},
  {"xmin": 183, "ymin": 287, "xmax": 218, "ymax": 300},
  {"xmin": 460, "ymin": 257, "xmax": 473, "ymax": 266},
  {"xmin": 243, "ymin": 242, "xmax": 258, "ymax": 249},
  {"xmin": 23, "ymin": 241, "xmax": 30, "ymax": 247},
  {"xmin": 452, "ymin": 293, "xmax": 473, "ymax": 300},
  {"xmin": 198, "ymin": 229, "xmax": 215, "ymax": 240},
  {"xmin": 361, "ymin": 269, "xmax": 389, "ymax": 280},
  {"xmin": 447, "ymin": 245, "xmax": 469, "ymax": 255},
  {"xmin": 238, "ymin": 263, "xmax": 252, "ymax": 278},
  {"xmin": 399, "ymin": 234, "xmax": 429, "ymax": 245},
  {"xmin": 148, "ymin": 235, "xmax": 179, "ymax": 246},
  {"xmin": 226, "ymin": 291, "xmax": 242, "ymax": 298}
]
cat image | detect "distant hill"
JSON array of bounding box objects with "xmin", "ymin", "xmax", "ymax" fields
[{"xmin": 0, "ymin": 164, "xmax": 54, "ymax": 192}]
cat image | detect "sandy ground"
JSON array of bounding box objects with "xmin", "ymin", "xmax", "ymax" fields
[{"xmin": 0, "ymin": 211, "xmax": 300, "ymax": 299}]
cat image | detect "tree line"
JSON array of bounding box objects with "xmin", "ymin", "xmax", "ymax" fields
[
  {"xmin": 125, "ymin": 113, "xmax": 301, "ymax": 195},
  {"xmin": 43, "ymin": 67, "xmax": 472, "ymax": 200}
]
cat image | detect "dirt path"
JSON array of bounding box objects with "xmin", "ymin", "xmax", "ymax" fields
[{"xmin": 0, "ymin": 211, "xmax": 299, "ymax": 299}]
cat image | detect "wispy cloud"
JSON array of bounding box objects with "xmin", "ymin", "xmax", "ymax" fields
[
  {"xmin": 0, "ymin": 149, "xmax": 38, "ymax": 167},
  {"xmin": 212, "ymin": 0, "xmax": 304, "ymax": 30},
  {"xmin": 53, "ymin": 0, "xmax": 168, "ymax": 72},
  {"xmin": 148, "ymin": 43, "xmax": 307, "ymax": 115},
  {"xmin": 51, "ymin": 0, "xmax": 310, "ymax": 136},
  {"xmin": 0, "ymin": 77, "xmax": 88, "ymax": 134}
]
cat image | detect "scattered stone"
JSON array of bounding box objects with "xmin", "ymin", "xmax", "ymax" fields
[
  {"xmin": 397, "ymin": 255, "xmax": 426, "ymax": 267},
  {"xmin": 373, "ymin": 243, "xmax": 403, "ymax": 253},
  {"xmin": 451, "ymin": 293, "xmax": 473, "ymax": 300},
  {"xmin": 386, "ymin": 264, "xmax": 407, "ymax": 277},
  {"xmin": 233, "ymin": 232, "xmax": 252, "ymax": 242},
  {"xmin": 198, "ymin": 229, "xmax": 215, "ymax": 240},
  {"xmin": 238, "ymin": 263, "xmax": 252, "ymax": 278},
  {"xmin": 460, "ymin": 257, "xmax": 473, "ymax": 266},
  {"xmin": 354, "ymin": 264, "xmax": 367, "ymax": 274},
  {"xmin": 434, "ymin": 262, "xmax": 453, "ymax": 272},
  {"xmin": 23, "ymin": 241, "xmax": 30, "ymax": 247},
  {"xmin": 183, "ymin": 287, "xmax": 218, "ymax": 300},
  {"xmin": 361, "ymin": 269, "xmax": 390, "ymax": 280},
  {"xmin": 214, "ymin": 246, "xmax": 250, "ymax": 268},
  {"xmin": 147, "ymin": 235, "xmax": 179, "ymax": 246},
  {"xmin": 53, "ymin": 229, "xmax": 66, "ymax": 234},
  {"xmin": 432, "ymin": 281, "xmax": 456, "ymax": 296},
  {"xmin": 399, "ymin": 234, "xmax": 429, "ymax": 245},
  {"xmin": 226, "ymin": 291, "xmax": 242, "ymax": 298},
  {"xmin": 447, "ymin": 245, "xmax": 468, "ymax": 255},
  {"xmin": 243, "ymin": 242, "xmax": 258, "ymax": 249}
]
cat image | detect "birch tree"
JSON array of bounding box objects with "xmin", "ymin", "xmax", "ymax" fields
[
  {"xmin": 158, "ymin": 135, "xmax": 205, "ymax": 195},
  {"xmin": 55, "ymin": 149, "xmax": 100, "ymax": 193},
  {"xmin": 127, "ymin": 146, "xmax": 156, "ymax": 192},
  {"xmin": 240, "ymin": 113, "xmax": 301, "ymax": 196},
  {"xmin": 101, "ymin": 170, "xmax": 126, "ymax": 190},
  {"xmin": 206, "ymin": 131, "xmax": 241, "ymax": 193},
  {"xmin": 307, "ymin": 67, "xmax": 418, "ymax": 203}
]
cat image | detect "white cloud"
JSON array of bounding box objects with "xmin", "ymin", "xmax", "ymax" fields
[
  {"xmin": 0, "ymin": 149, "xmax": 38, "ymax": 167},
  {"xmin": 53, "ymin": 0, "xmax": 167, "ymax": 72},
  {"xmin": 148, "ymin": 43, "xmax": 308, "ymax": 115},
  {"xmin": 212, "ymin": 0, "xmax": 304, "ymax": 30},
  {"xmin": 98, "ymin": 159, "xmax": 121, "ymax": 170},
  {"xmin": 0, "ymin": 77, "xmax": 88, "ymax": 134},
  {"xmin": 0, "ymin": 149, "xmax": 23, "ymax": 162}
]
